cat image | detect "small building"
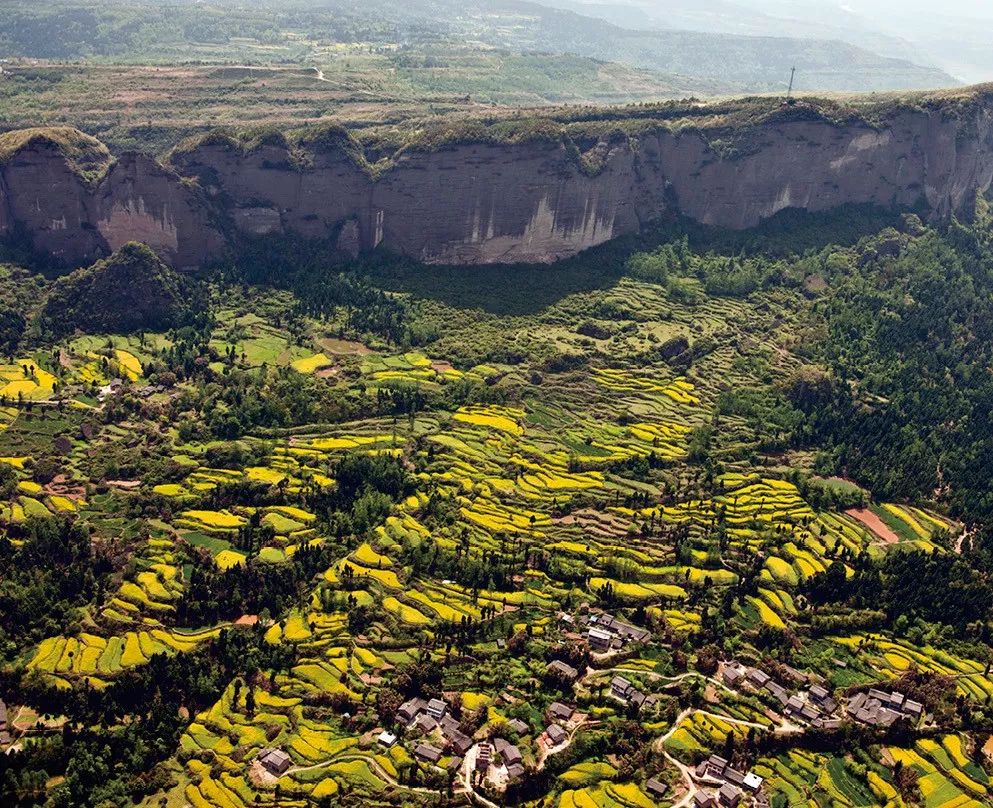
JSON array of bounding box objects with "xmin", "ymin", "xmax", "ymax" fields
[
  {"xmin": 503, "ymin": 743, "xmax": 523, "ymax": 766},
  {"xmin": 414, "ymin": 714, "xmax": 438, "ymax": 735},
  {"xmin": 397, "ymin": 697, "xmax": 427, "ymax": 725},
  {"xmin": 595, "ymin": 613, "xmax": 650, "ymax": 643},
  {"xmin": 257, "ymin": 748, "xmax": 291, "ymax": 776},
  {"xmin": 547, "ymin": 659, "xmax": 580, "ymax": 682},
  {"xmin": 493, "ymin": 737, "xmax": 523, "ymax": 766},
  {"xmin": 747, "ymin": 669, "xmax": 770, "ymax": 688},
  {"xmin": 645, "ymin": 777, "xmax": 668, "ymax": 799},
  {"xmin": 426, "ymin": 698, "xmax": 448, "ymax": 720},
  {"xmin": 506, "ymin": 762, "xmax": 526, "ymax": 781},
  {"xmin": 449, "ymin": 730, "xmax": 473, "ymax": 756},
  {"xmin": 610, "ymin": 675, "xmax": 633, "ymax": 700},
  {"xmin": 809, "ymin": 685, "xmax": 830, "ymax": 703},
  {"xmin": 724, "ymin": 768, "xmax": 746, "ymax": 787},
  {"xmin": 377, "ymin": 730, "xmax": 397, "ymax": 747},
  {"xmin": 718, "ymin": 783, "xmax": 743, "ymax": 808},
  {"xmin": 846, "ymin": 692, "xmax": 867, "ymax": 716},
  {"xmin": 904, "ymin": 699, "xmax": 924, "ymax": 719},
  {"xmin": 545, "ymin": 723, "xmax": 567, "ymax": 746},
  {"xmin": 699, "ymin": 755, "xmax": 728, "ymax": 779},
  {"xmin": 588, "ymin": 627, "xmax": 613, "ymax": 652},
  {"xmin": 781, "ymin": 665, "xmax": 808, "ymax": 684},
  {"xmin": 694, "ymin": 791, "xmax": 718, "ymax": 808},
  {"xmin": 440, "ymin": 714, "xmax": 461, "ymax": 737},
  {"xmin": 765, "ymin": 681, "xmax": 788, "ymax": 705},
  {"xmin": 507, "ymin": 718, "xmax": 530, "ymax": 736},
  {"xmin": 476, "ymin": 742, "xmax": 492, "ymax": 771},
  {"xmin": 415, "ymin": 743, "xmax": 443, "ymax": 764},
  {"xmin": 743, "ymin": 772, "xmax": 763, "ymax": 792},
  {"xmin": 722, "ymin": 667, "xmax": 744, "ymax": 687},
  {"xmin": 784, "ymin": 696, "xmax": 804, "ymax": 715},
  {"xmin": 547, "ymin": 702, "xmax": 575, "ymax": 723}
]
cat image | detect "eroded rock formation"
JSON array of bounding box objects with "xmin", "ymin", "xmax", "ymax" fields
[{"xmin": 3, "ymin": 91, "xmax": 993, "ymax": 269}]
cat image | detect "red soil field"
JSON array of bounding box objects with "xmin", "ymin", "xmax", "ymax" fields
[{"xmin": 845, "ymin": 508, "xmax": 899, "ymax": 544}]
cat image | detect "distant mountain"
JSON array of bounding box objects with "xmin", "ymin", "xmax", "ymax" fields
[
  {"xmin": 540, "ymin": 0, "xmax": 924, "ymax": 64},
  {"xmin": 830, "ymin": 0, "xmax": 993, "ymax": 85},
  {"xmin": 434, "ymin": 0, "xmax": 958, "ymax": 92},
  {"xmin": 0, "ymin": 0, "xmax": 960, "ymax": 94},
  {"xmin": 543, "ymin": 0, "xmax": 993, "ymax": 86}
]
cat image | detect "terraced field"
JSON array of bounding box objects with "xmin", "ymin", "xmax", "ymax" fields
[
  {"xmin": 753, "ymin": 750, "xmax": 891, "ymax": 808},
  {"xmin": 2, "ymin": 242, "xmax": 986, "ymax": 808}
]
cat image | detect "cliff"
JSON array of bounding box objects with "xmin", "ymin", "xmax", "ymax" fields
[
  {"xmin": 0, "ymin": 128, "xmax": 224, "ymax": 269},
  {"xmin": 3, "ymin": 88, "xmax": 993, "ymax": 269}
]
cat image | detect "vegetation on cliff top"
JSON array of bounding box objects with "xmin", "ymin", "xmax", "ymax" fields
[
  {"xmin": 5, "ymin": 82, "xmax": 993, "ymax": 181},
  {"xmin": 0, "ymin": 126, "xmax": 111, "ymax": 182},
  {"xmin": 40, "ymin": 242, "xmax": 198, "ymax": 337},
  {"xmin": 160, "ymin": 83, "xmax": 993, "ymax": 172}
]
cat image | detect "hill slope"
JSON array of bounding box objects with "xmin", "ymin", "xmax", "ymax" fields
[
  {"xmin": 0, "ymin": 0, "xmax": 958, "ymax": 94},
  {"xmin": 41, "ymin": 242, "xmax": 193, "ymax": 336}
]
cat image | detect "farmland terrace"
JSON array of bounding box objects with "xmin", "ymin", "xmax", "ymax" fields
[{"xmin": 2, "ymin": 198, "xmax": 993, "ymax": 805}]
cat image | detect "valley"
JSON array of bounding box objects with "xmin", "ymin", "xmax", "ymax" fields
[
  {"xmin": 0, "ymin": 208, "xmax": 992, "ymax": 806},
  {"xmin": 3, "ymin": 2, "xmax": 993, "ymax": 807}
]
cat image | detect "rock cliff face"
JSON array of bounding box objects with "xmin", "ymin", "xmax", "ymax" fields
[
  {"xmin": 93, "ymin": 153, "xmax": 226, "ymax": 270},
  {"xmin": 3, "ymin": 94, "xmax": 993, "ymax": 269},
  {"xmin": 0, "ymin": 133, "xmax": 223, "ymax": 269},
  {"xmin": 0, "ymin": 174, "xmax": 10, "ymax": 236}
]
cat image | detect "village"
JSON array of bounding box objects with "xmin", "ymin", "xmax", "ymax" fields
[{"xmin": 235, "ymin": 604, "xmax": 935, "ymax": 808}]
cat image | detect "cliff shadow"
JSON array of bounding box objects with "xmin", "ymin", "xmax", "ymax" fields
[
  {"xmin": 671, "ymin": 203, "xmax": 923, "ymax": 259},
  {"xmin": 363, "ymin": 244, "xmax": 634, "ymax": 316},
  {"xmin": 363, "ymin": 204, "xmax": 914, "ymax": 315}
]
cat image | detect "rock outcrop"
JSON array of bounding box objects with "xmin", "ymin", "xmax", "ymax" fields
[
  {"xmin": 0, "ymin": 128, "xmax": 223, "ymax": 269},
  {"xmin": 3, "ymin": 90, "xmax": 993, "ymax": 269}
]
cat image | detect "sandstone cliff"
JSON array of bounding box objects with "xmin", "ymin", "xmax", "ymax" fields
[
  {"xmin": 0, "ymin": 128, "xmax": 223, "ymax": 269},
  {"xmin": 3, "ymin": 89, "xmax": 993, "ymax": 269}
]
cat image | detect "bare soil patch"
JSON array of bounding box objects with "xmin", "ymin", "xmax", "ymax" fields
[
  {"xmin": 318, "ymin": 337, "xmax": 372, "ymax": 355},
  {"xmin": 845, "ymin": 508, "xmax": 898, "ymax": 544},
  {"xmin": 105, "ymin": 479, "xmax": 142, "ymax": 489}
]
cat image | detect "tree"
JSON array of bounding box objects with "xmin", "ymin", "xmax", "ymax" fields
[{"xmin": 0, "ymin": 304, "xmax": 25, "ymax": 359}]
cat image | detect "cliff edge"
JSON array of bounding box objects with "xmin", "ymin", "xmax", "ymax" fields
[{"xmin": 3, "ymin": 88, "xmax": 993, "ymax": 269}]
